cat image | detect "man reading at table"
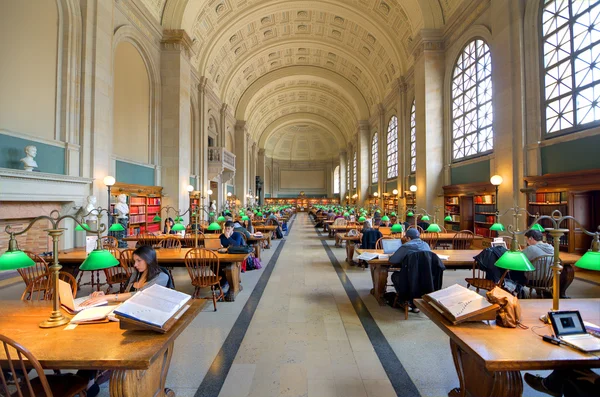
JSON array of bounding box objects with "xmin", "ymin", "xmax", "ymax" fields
[
  {"xmin": 389, "ymin": 228, "xmax": 430, "ymax": 264},
  {"xmin": 220, "ymin": 221, "xmax": 245, "ymax": 247}
]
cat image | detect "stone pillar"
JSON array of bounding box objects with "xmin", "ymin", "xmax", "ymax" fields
[
  {"xmin": 257, "ymin": 148, "xmax": 265, "ymax": 205},
  {"xmin": 219, "ymin": 104, "xmax": 228, "ymax": 147},
  {"xmin": 339, "ymin": 150, "xmax": 347, "ymax": 204},
  {"xmin": 397, "ymin": 79, "xmax": 408, "ymax": 207},
  {"xmin": 377, "ymin": 104, "xmax": 386, "ymax": 196},
  {"xmin": 198, "ymin": 77, "xmax": 209, "ymax": 212},
  {"xmin": 414, "ymin": 30, "xmax": 445, "ymax": 211},
  {"xmin": 160, "ymin": 30, "xmax": 193, "ymax": 222},
  {"xmin": 234, "ymin": 121, "xmax": 248, "ymax": 207},
  {"xmin": 357, "ymin": 121, "xmax": 370, "ymax": 205}
]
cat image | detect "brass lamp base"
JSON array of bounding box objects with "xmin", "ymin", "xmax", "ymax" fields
[{"xmin": 39, "ymin": 312, "xmax": 70, "ymax": 328}]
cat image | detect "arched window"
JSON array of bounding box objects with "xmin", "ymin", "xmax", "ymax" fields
[
  {"xmin": 387, "ymin": 116, "xmax": 398, "ymax": 179},
  {"xmin": 451, "ymin": 39, "xmax": 493, "ymax": 161},
  {"xmin": 542, "ymin": 0, "xmax": 600, "ymax": 135},
  {"xmin": 352, "ymin": 150, "xmax": 357, "ymax": 189},
  {"xmin": 333, "ymin": 165, "xmax": 340, "ymax": 194},
  {"xmin": 371, "ymin": 132, "xmax": 378, "ymax": 183},
  {"xmin": 410, "ymin": 100, "xmax": 416, "ymax": 173}
]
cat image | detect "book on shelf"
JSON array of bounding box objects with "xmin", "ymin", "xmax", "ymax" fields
[
  {"xmin": 474, "ymin": 195, "xmax": 494, "ymax": 204},
  {"xmin": 528, "ymin": 192, "xmax": 567, "ymax": 204},
  {"xmin": 114, "ymin": 285, "xmax": 192, "ymax": 333},
  {"xmin": 423, "ymin": 284, "xmax": 499, "ymax": 325},
  {"xmin": 446, "ymin": 197, "xmax": 459, "ymax": 205}
]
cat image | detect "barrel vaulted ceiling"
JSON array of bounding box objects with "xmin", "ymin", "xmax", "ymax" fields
[{"xmin": 141, "ymin": 0, "xmax": 465, "ymax": 159}]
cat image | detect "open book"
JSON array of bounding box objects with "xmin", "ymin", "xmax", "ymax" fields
[
  {"xmin": 357, "ymin": 252, "xmax": 379, "ymax": 261},
  {"xmin": 70, "ymin": 305, "xmax": 120, "ymax": 324},
  {"xmin": 114, "ymin": 285, "xmax": 191, "ymax": 331},
  {"xmin": 423, "ymin": 284, "xmax": 498, "ymax": 325}
]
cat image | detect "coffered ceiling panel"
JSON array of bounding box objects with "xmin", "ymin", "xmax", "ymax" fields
[{"xmin": 264, "ymin": 124, "xmax": 339, "ymax": 161}]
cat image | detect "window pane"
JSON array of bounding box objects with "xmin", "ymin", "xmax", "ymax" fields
[
  {"xmin": 353, "ymin": 151, "xmax": 357, "ymax": 189},
  {"xmin": 410, "ymin": 100, "xmax": 416, "ymax": 173},
  {"xmin": 387, "ymin": 116, "xmax": 398, "ymax": 179},
  {"xmin": 451, "ymin": 39, "xmax": 494, "ymax": 161},
  {"xmin": 371, "ymin": 133, "xmax": 378, "ymax": 183},
  {"xmin": 334, "ymin": 165, "xmax": 340, "ymax": 194}
]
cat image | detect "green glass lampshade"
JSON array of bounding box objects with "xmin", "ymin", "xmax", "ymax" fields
[
  {"xmin": 421, "ymin": 215, "xmax": 430, "ymax": 221},
  {"xmin": 358, "ymin": 216, "xmax": 366, "ymax": 222},
  {"xmin": 225, "ymin": 211, "xmax": 232, "ymax": 216},
  {"xmin": 343, "ymin": 212, "xmax": 349, "ymax": 217},
  {"xmin": 444, "ymin": 215, "xmax": 452, "ymax": 222},
  {"xmin": 391, "ymin": 224, "xmax": 403, "ymax": 233},
  {"xmin": 217, "ymin": 216, "xmax": 226, "ymax": 222},
  {"xmin": 495, "ymin": 251, "xmax": 535, "ymax": 272},
  {"xmin": 242, "ymin": 216, "xmax": 250, "ymax": 221},
  {"xmin": 575, "ymin": 251, "xmax": 600, "ymax": 271},
  {"xmin": 0, "ymin": 250, "xmax": 36, "ymax": 270},
  {"xmin": 407, "ymin": 211, "xmax": 414, "ymax": 217},
  {"xmin": 256, "ymin": 212, "xmax": 263, "ymax": 217},
  {"xmin": 75, "ymin": 224, "xmax": 90, "ymax": 231},
  {"xmin": 390, "ymin": 212, "xmax": 396, "ymax": 217},
  {"xmin": 171, "ymin": 223, "xmax": 185, "ymax": 231},
  {"xmin": 207, "ymin": 222, "xmax": 222, "ymax": 231},
  {"xmin": 153, "ymin": 215, "xmax": 162, "ymax": 222},
  {"xmin": 426, "ymin": 223, "xmax": 442, "ymax": 233},
  {"xmin": 175, "ymin": 216, "xmax": 183, "ymax": 222},
  {"xmin": 381, "ymin": 215, "xmax": 390, "ymax": 222},
  {"xmin": 80, "ymin": 250, "xmax": 119, "ymax": 271},
  {"xmin": 530, "ymin": 223, "xmax": 545, "ymax": 232},
  {"xmin": 376, "ymin": 210, "xmax": 381, "ymax": 213},
  {"xmin": 490, "ymin": 223, "xmax": 505, "ymax": 232},
  {"xmin": 239, "ymin": 211, "xmax": 245, "ymax": 215},
  {"xmin": 209, "ymin": 212, "xmax": 215, "ymax": 217},
  {"xmin": 109, "ymin": 223, "xmax": 125, "ymax": 232}
]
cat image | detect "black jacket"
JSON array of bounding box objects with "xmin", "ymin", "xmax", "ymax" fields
[
  {"xmin": 390, "ymin": 251, "xmax": 446, "ymax": 302},
  {"xmin": 361, "ymin": 229, "xmax": 382, "ymax": 249},
  {"xmin": 473, "ymin": 246, "xmax": 507, "ymax": 283}
]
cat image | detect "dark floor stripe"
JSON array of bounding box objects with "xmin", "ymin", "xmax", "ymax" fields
[
  {"xmin": 284, "ymin": 214, "xmax": 296, "ymax": 236},
  {"xmin": 194, "ymin": 220, "xmax": 293, "ymax": 397},
  {"xmin": 574, "ymin": 276, "xmax": 600, "ymax": 287},
  {"xmin": 0, "ymin": 270, "xmax": 17, "ymax": 282},
  {"xmin": 314, "ymin": 219, "xmax": 421, "ymax": 397}
]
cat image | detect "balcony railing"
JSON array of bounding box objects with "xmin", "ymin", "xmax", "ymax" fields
[{"xmin": 208, "ymin": 147, "xmax": 235, "ymax": 171}]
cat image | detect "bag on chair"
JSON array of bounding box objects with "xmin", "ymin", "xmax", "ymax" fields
[
  {"xmin": 486, "ymin": 287, "xmax": 526, "ymax": 328},
  {"xmin": 227, "ymin": 245, "xmax": 254, "ymax": 254}
]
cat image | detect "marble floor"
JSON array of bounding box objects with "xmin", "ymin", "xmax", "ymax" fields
[{"xmin": 1, "ymin": 212, "xmax": 599, "ymax": 397}]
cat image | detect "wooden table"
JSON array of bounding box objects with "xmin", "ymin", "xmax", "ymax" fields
[
  {"xmin": 355, "ymin": 249, "xmax": 581, "ymax": 306},
  {"xmin": 337, "ymin": 234, "xmax": 360, "ymax": 264},
  {"xmin": 414, "ymin": 298, "xmax": 600, "ymax": 397},
  {"xmin": 0, "ymin": 299, "xmax": 206, "ymax": 397},
  {"xmin": 253, "ymin": 225, "xmax": 277, "ymax": 248},
  {"xmin": 56, "ymin": 248, "xmax": 250, "ymax": 302}
]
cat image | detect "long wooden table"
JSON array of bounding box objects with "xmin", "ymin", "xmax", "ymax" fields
[
  {"xmin": 56, "ymin": 248, "xmax": 250, "ymax": 301},
  {"xmin": 355, "ymin": 248, "xmax": 581, "ymax": 306},
  {"xmin": 0, "ymin": 299, "xmax": 206, "ymax": 397},
  {"xmin": 414, "ymin": 298, "xmax": 600, "ymax": 397}
]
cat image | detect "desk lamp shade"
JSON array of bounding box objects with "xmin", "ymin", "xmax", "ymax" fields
[
  {"xmin": 80, "ymin": 249, "xmax": 119, "ymax": 271},
  {"xmin": 75, "ymin": 224, "xmax": 90, "ymax": 231},
  {"xmin": 490, "ymin": 223, "xmax": 505, "ymax": 232},
  {"xmin": 343, "ymin": 212, "xmax": 349, "ymax": 217},
  {"xmin": 0, "ymin": 236, "xmax": 36, "ymax": 270},
  {"xmin": 376, "ymin": 210, "xmax": 381, "ymax": 213},
  {"xmin": 217, "ymin": 216, "xmax": 226, "ymax": 222},
  {"xmin": 208, "ymin": 222, "xmax": 222, "ymax": 231},
  {"xmin": 407, "ymin": 211, "xmax": 414, "ymax": 217},
  {"xmin": 153, "ymin": 215, "xmax": 162, "ymax": 222},
  {"xmin": 358, "ymin": 216, "xmax": 366, "ymax": 222},
  {"xmin": 390, "ymin": 212, "xmax": 396, "ymax": 217},
  {"xmin": 209, "ymin": 212, "xmax": 215, "ymax": 217},
  {"xmin": 242, "ymin": 215, "xmax": 249, "ymax": 221},
  {"xmin": 530, "ymin": 223, "xmax": 545, "ymax": 232},
  {"xmin": 391, "ymin": 224, "xmax": 403, "ymax": 233},
  {"xmin": 381, "ymin": 215, "xmax": 390, "ymax": 222},
  {"xmin": 256, "ymin": 212, "xmax": 263, "ymax": 217},
  {"xmin": 575, "ymin": 251, "xmax": 600, "ymax": 271},
  {"xmin": 495, "ymin": 251, "xmax": 535, "ymax": 272},
  {"xmin": 444, "ymin": 215, "xmax": 452, "ymax": 222},
  {"xmin": 171, "ymin": 222, "xmax": 185, "ymax": 232},
  {"xmin": 426, "ymin": 223, "xmax": 442, "ymax": 233},
  {"xmin": 109, "ymin": 223, "xmax": 125, "ymax": 232},
  {"xmin": 421, "ymin": 215, "xmax": 430, "ymax": 221},
  {"xmin": 175, "ymin": 216, "xmax": 183, "ymax": 222}
]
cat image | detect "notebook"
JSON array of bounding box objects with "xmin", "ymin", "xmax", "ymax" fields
[
  {"xmin": 381, "ymin": 239, "xmax": 402, "ymax": 254},
  {"xmin": 549, "ymin": 311, "xmax": 600, "ymax": 353},
  {"xmin": 58, "ymin": 279, "xmax": 107, "ymax": 313}
]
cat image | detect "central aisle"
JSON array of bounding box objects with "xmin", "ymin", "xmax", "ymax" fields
[{"xmin": 218, "ymin": 213, "xmax": 396, "ymax": 397}]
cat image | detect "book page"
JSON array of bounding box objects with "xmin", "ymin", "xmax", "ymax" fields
[
  {"xmin": 70, "ymin": 306, "xmax": 115, "ymax": 324},
  {"xmin": 427, "ymin": 284, "xmax": 492, "ymax": 319},
  {"xmin": 125, "ymin": 294, "xmax": 181, "ymax": 314},
  {"xmin": 357, "ymin": 252, "xmax": 378, "ymax": 261},
  {"xmin": 114, "ymin": 301, "xmax": 172, "ymax": 327},
  {"xmin": 141, "ymin": 284, "xmax": 191, "ymax": 306}
]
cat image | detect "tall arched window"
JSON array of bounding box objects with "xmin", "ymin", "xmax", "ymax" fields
[
  {"xmin": 410, "ymin": 100, "xmax": 416, "ymax": 173},
  {"xmin": 542, "ymin": 0, "xmax": 600, "ymax": 135},
  {"xmin": 451, "ymin": 39, "xmax": 493, "ymax": 161},
  {"xmin": 387, "ymin": 116, "xmax": 398, "ymax": 179},
  {"xmin": 371, "ymin": 132, "xmax": 378, "ymax": 183},
  {"xmin": 352, "ymin": 150, "xmax": 357, "ymax": 189},
  {"xmin": 333, "ymin": 165, "xmax": 340, "ymax": 194}
]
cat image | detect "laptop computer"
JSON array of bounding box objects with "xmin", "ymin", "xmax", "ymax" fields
[
  {"xmin": 381, "ymin": 239, "xmax": 402, "ymax": 255},
  {"xmin": 58, "ymin": 279, "xmax": 107, "ymax": 313},
  {"xmin": 549, "ymin": 310, "xmax": 600, "ymax": 353}
]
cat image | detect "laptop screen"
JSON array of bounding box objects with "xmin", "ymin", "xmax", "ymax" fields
[
  {"xmin": 381, "ymin": 239, "xmax": 402, "ymax": 255},
  {"xmin": 549, "ymin": 311, "xmax": 587, "ymax": 336}
]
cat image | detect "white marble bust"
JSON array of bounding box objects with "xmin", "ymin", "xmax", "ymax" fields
[
  {"xmin": 210, "ymin": 200, "xmax": 217, "ymax": 213},
  {"xmin": 20, "ymin": 145, "xmax": 38, "ymax": 172},
  {"xmin": 114, "ymin": 194, "xmax": 129, "ymax": 219},
  {"xmin": 85, "ymin": 195, "xmax": 99, "ymax": 221}
]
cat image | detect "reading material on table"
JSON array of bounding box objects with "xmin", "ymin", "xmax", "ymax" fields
[
  {"xmin": 114, "ymin": 285, "xmax": 191, "ymax": 332},
  {"xmin": 357, "ymin": 252, "xmax": 379, "ymax": 261},
  {"xmin": 423, "ymin": 284, "xmax": 498, "ymax": 325},
  {"xmin": 70, "ymin": 305, "xmax": 119, "ymax": 324}
]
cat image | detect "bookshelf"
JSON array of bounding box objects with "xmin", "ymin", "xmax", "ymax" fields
[
  {"xmin": 383, "ymin": 195, "xmax": 398, "ymax": 215},
  {"xmin": 443, "ymin": 182, "xmax": 494, "ymax": 236},
  {"xmin": 444, "ymin": 195, "xmax": 461, "ymax": 232},
  {"xmin": 110, "ymin": 183, "xmax": 163, "ymax": 236},
  {"xmin": 473, "ymin": 194, "xmax": 496, "ymax": 238}
]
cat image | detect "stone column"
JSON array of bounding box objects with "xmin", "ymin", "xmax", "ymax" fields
[
  {"xmin": 414, "ymin": 30, "xmax": 445, "ymax": 211},
  {"xmin": 160, "ymin": 30, "xmax": 193, "ymax": 222},
  {"xmin": 219, "ymin": 104, "xmax": 228, "ymax": 147},
  {"xmin": 234, "ymin": 121, "xmax": 248, "ymax": 207},
  {"xmin": 339, "ymin": 150, "xmax": 347, "ymax": 204},
  {"xmin": 397, "ymin": 79, "xmax": 408, "ymax": 206},
  {"xmin": 257, "ymin": 148, "xmax": 265, "ymax": 205},
  {"xmin": 198, "ymin": 77, "xmax": 209, "ymax": 213},
  {"xmin": 357, "ymin": 121, "xmax": 370, "ymax": 205},
  {"xmin": 377, "ymin": 104, "xmax": 386, "ymax": 196}
]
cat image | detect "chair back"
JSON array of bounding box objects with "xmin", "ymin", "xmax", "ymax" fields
[
  {"xmin": 204, "ymin": 238, "xmax": 222, "ymax": 250},
  {"xmin": 120, "ymin": 249, "xmax": 135, "ymax": 272},
  {"xmin": 407, "ymin": 225, "xmax": 425, "ymax": 234},
  {"xmin": 21, "ymin": 275, "xmax": 50, "ymax": 301},
  {"xmin": 161, "ymin": 237, "xmax": 182, "ymax": 250},
  {"xmin": 17, "ymin": 251, "xmax": 49, "ymax": 289},
  {"xmin": 453, "ymin": 230, "xmax": 475, "ymax": 249},
  {"xmin": 525, "ymin": 254, "xmax": 555, "ymax": 290},
  {"xmin": 137, "ymin": 233, "xmax": 158, "ymax": 247},
  {"xmin": 379, "ymin": 227, "xmax": 391, "ymax": 236},
  {"xmin": 182, "ymin": 234, "xmax": 203, "ymax": 248},
  {"xmin": 0, "ymin": 334, "xmax": 53, "ymax": 397},
  {"xmin": 184, "ymin": 248, "xmax": 220, "ymax": 287},
  {"xmin": 422, "ymin": 232, "xmax": 439, "ymax": 249},
  {"xmin": 333, "ymin": 218, "xmax": 347, "ymax": 226},
  {"xmin": 101, "ymin": 235, "xmax": 118, "ymax": 249}
]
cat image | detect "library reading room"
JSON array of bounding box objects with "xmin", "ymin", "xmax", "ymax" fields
[{"xmin": 1, "ymin": 0, "xmax": 600, "ymax": 396}]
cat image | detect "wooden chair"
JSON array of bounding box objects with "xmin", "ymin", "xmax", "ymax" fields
[
  {"xmin": 58, "ymin": 271, "xmax": 78, "ymax": 298},
  {"xmin": 407, "ymin": 225, "xmax": 425, "ymax": 234},
  {"xmin": 100, "ymin": 235, "xmax": 118, "ymax": 249},
  {"xmin": 182, "ymin": 232, "xmax": 204, "ymax": 248},
  {"xmin": 0, "ymin": 334, "xmax": 88, "ymax": 397},
  {"xmin": 21, "ymin": 271, "xmax": 78, "ymax": 301},
  {"xmin": 17, "ymin": 251, "xmax": 49, "ymax": 298},
  {"xmin": 137, "ymin": 233, "xmax": 158, "ymax": 247},
  {"xmin": 161, "ymin": 237, "xmax": 182, "ymax": 250},
  {"xmin": 104, "ymin": 250, "xmax": 132, "ymax": 294},
  {"xmin": 465, "ymin": 260, "xmax": 499, "ymax": 293},
  {"xmin": 184, "ymin": 248, "xmax": 223, "ymax": 311},
  {"xmin": 452, "ymin": 230, "xmax": 475, "ymax": 249},
  {"xmin": 523, "ymin": 255, "xmax": 555, "ymax": 298},
  {"xmin": 422, "ymin": 232, "xmax": 439, "ymax": 249}
]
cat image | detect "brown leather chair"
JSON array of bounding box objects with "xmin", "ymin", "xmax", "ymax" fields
[{"xmin": 184, "ymin": 248, "xmax": 223, "ymax": 311}]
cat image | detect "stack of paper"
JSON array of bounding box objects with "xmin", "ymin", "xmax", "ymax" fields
[{"xmin": 357, "ymin": 252, "xmax": 379, "ymax": 261}]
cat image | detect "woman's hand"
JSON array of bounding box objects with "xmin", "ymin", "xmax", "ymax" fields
[
  {"xmin": 80, "ymin": 293, "xmax": 110, "ymax": 307},
  {"xmin": 90, "ymin": 291, "xmax": 105, "ymax": 298}
]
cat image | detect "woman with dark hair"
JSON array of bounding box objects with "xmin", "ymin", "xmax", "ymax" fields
[
  {"xmin": 80, "ymin": 245, "xmax": 169, "ymax": 306},
  {"xmin": 245, "ymin": 217, "xmax": 254, "ymax": 234},
  {"xmin": 164, "ymin": 217, "xmax": 176, "ymax": 234}
]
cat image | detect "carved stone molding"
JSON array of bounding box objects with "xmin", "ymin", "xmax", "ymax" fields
[
  {"xmin": 412, "ymin": 29, "xmax": 445, "ymax": 60},
  {"xmin": 161, "ymin": 30, "xmax": 194, "ymax": 58},
  {"xmin": 0, "ymin": 168, "xmax": 92, "ymax": 185}
]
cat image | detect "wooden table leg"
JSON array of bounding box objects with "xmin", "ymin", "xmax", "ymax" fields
[
  {"xmin": 345, "ymin": 242, "xmax": 356, "ymax": 265},
  {"xmin": 254, "ymin": 243, "xmax": 261, "ymax": 260},
  {"xmin": 448, "ymin": 339, "xmax": 523, "ymax": 397},
  {"xmin": 560, "ymin": 263, "xmax": 574, "ymax": 298},
  {"xmin": 265, "ymin": 235, "xmax": 271, "ymax": 249},
  {"xmin": 369, "ymin": 263, "xmax": 387, "ymax": 306},
  {"xmin": 224, "ymin": 262, "xmax": 241, "ymax": 302},
  {"xmin": 110, "ymin": 341, "xmax": 175, "ymax": 396}
]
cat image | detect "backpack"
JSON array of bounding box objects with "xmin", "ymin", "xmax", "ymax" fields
[
  {"xmin": 281, "ymin": 222, "xmax": 288, "ymax": 232},
  {"xmin": 159, "ymin": 267, "xmax": 175, "ymax": 289},
  {"xmin": 486, "ymin": 287, "xmax": 526, "ymax": 328},
  {"xmin": 227, "ymin": 245, "xmax": 254, "ymax": 254},
  {"xmin": 275, "ymin": 227, "xmax": 284, "ymax": 239}
]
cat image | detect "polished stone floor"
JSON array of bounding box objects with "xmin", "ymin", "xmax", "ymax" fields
[{"xmin": 1, "ymin": 212, "xmax": 599, "ymax": 397}]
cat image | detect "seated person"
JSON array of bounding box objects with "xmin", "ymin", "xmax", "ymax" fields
[
  {"xmin": 522, "ymin": 229, "xmax": 554, "ymax": 261},
  {"xmin": 525, "ymin": 369, "xmax": 599, "ymax": 397},
  {"xmin": 233, "ymin": 221, "xmax": 251, "ymax": 240},
  {"xmin": 417, "ymin": 216, "xmax": 430, "ymax": 231},
  {"xmin": 389, "ymin": 228, "xmax": 430, "ymax": 264},
  {"xmin": 403, "ymin": 216, "xmax": 414, "ymax": 231},
  {"xmin": 163, "ymin": 218, "xmax": 177, "ymax": 234},
  {"xmin": 220, "ymin": 220, "xmax": 245, "ymax": 247},
  {"xmin": 360, "ymin": 220, "xmax": 382, "ymax": 249}
]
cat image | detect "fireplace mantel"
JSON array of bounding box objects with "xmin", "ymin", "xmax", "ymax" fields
[{"xmin": 0, "ymin": 168, "xmax": 93, "ymax": 203}]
